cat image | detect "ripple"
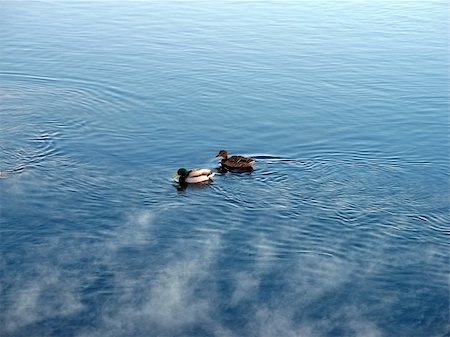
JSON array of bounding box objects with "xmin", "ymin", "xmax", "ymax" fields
[
  {"xmin": 0, "ymin": 71, "xmax": 143, "ymax": 113},
  {"xmin": 0, "ymin": 71, "xmax": 151, "ymax": 177},
  {"xmin": 205, "ymin": 149, "xmax": 449, "ymax": 270},
  {"xmin": 409, "ymin": 213, "xmax": 450, "ymax": 236}
]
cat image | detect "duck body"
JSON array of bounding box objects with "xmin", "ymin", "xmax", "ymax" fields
[
  {"xmin": 174, "ymin": 168, "xmax": 215, "ymax": 184},
  {"xmin": 216, "ymin": 150, "xmax": 255, "ymax": 169}
]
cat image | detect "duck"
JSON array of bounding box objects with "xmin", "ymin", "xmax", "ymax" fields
[
  {"xmin": 216, "ymin": 150, "xmax": 255, "ymax": 169},
  {"xmin": 172, "ymin": 168, "xmax": 215, "ymax": 184}
]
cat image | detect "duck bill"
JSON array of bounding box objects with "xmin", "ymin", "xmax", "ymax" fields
[{"xmin": 172, "ymin": 173, "xmax": 179, "ymax": 179}]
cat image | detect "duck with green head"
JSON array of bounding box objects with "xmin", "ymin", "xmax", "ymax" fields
[{"xmin": 172, "ymin": 168, "xmax": 215, "ymax": 184}]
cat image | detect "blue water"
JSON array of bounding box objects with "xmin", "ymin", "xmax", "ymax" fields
[{"xmin": 1, "ymin": 1, "xmax": 448, "ymax": 336}]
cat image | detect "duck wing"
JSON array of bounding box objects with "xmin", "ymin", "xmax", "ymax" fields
[
  {"xmin": 225, "ymin": 156, "xmax": 255, "ymax": 168},
  {"xmin": 185, "ymin": 169, "xmax": 214, "ymax": 183},
  {"xmin": 188, "ymin": 168, "xmax": 212, "ymax": 177}
]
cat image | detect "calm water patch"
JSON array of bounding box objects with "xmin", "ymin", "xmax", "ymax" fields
[{"xmin": 1, "ymin": 1, "xmax": 449, "ymax": 336}]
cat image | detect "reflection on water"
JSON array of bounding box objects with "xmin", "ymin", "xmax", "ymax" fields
[{"xmin": 1, "ymin": 1, "xmax": 449, "ymax": 337}]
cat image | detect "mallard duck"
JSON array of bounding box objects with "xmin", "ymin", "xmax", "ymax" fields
[
  {"xmin": 216, "ymin": 150, "xmax": 255, "ymax": 169},
  {"xmin": 172, "ymin": 168, "xmax": 215, "ymax": 184}
]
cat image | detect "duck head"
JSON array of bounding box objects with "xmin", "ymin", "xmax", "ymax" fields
[
  {"xmin": 172, "ymin": 168, "xmax": 189, "ymax": 179},
  {"xmin": 216, "ymin": 150, "xmax": 228, "ymax": 159}
]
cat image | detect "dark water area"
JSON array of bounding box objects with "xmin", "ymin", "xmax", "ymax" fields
[{"xmin": 0, "ymin": 1, "xmax": 449, "ymax": 336}]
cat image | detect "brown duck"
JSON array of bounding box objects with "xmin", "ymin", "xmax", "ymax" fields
[{"xmin": 216, "ymin": 150, "xmax": 255, "ymax": 169}]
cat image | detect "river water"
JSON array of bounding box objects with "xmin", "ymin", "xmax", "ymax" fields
[{"xmin": 1, "ymin": 1, "xmax": 448, "ymax": 336}]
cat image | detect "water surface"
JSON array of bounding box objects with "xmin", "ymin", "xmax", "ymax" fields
[{"xmin": 0, "ymin": 1, "xmax": 449, "ymax": 336}]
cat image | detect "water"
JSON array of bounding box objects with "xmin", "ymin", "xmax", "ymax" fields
[{"xmin": 0, "ymin": 1, "xmax": 448, "ymax": 336}]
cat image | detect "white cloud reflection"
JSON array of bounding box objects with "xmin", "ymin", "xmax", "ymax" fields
[{"xmin": 2, "ymin": 209, "xmax": 447, "ymax": 337}]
